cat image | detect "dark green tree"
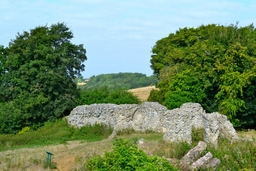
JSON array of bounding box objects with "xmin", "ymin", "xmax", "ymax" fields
[
  {"xmin": 0, "ymin": 23, "xmax": 87, "ymax": 133},
  {"xmin": 149, "ymin": 23, "xmax": 256, "ymax": 128}
]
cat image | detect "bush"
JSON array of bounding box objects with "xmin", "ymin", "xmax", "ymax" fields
[
  {"xmin": 147, "ymin": 89, "xmax": 165, "ymax": 104},
  {"xmin": 85, "ymin": 138, "xmax": 178, "ymax": 171},
  {"xmin": 78, "ymin": 88, "xmax": 140, "ymax": 105},
  {"xmin": 105, "ymin": 89, "xmax": 140, "ymax": 104}
]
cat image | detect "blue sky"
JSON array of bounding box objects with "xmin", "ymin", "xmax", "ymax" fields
[{"xmin": 1, "ymin": 0, "xmax": 255, "ymax": 78}]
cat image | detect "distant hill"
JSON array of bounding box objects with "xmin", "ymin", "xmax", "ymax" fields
[{"xmin": 81, "ymin": 72, "xmax": 158, "ymax": 90}]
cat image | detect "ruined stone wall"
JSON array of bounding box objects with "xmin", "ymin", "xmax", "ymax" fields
[{"xmin": 68, "ymin": 102, "xmax": 239, "ymax": 145}]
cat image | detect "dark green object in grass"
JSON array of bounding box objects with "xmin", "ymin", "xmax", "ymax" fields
[{"xmin": 46, "ymin": 151, "xmax": 54, "ymax": 164}]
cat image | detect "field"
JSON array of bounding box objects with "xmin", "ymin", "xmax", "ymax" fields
[
  {"xmin": 0, "ymin": 86, "xmax": 255, "ymax": 171},
  {"xmin": 128, "ymin": 86, "xmax": 157, "ymax": 101}
]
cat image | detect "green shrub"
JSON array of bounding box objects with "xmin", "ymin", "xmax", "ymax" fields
[
  {"xmin": 147, "ymin": 89, "xmax": 165, "ymax": 104},
  {"xmin": 78, "ymin": 88, "xmax": 140, "ymax": 105},
  {"xmin": 85, "ymin": 138, "xmax": 178, "ymax": 171},
  {"xmin": 17, "ymin": 126, "xmax": 31, "ymax": 135},
  {"xmin": 78, "ymin": 87, "xmax": 110, "ymax": 105},
  {"xmin": 105, "ymin": 89, "xmax": 140, "ymax": 104}
]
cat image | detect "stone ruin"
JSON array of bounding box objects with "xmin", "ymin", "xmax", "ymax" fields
[
  {"xmin": 67, "ymin": 102, "xmax": 239, "ymax": 146},
  {"xmin": 179, "ymin": 141, "xmax": 220, "ymax": 170}
]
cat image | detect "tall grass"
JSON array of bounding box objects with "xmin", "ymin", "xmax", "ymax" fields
[
  {"xmin": 0, "ymin": 119, "xmax": 113, "ymax": 151},
  {"xmin": 113, "ymin": 128, "xmax": 256, "ymax": 171}
]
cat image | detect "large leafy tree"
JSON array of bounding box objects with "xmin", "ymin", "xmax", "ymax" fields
[
  {"xmin": 0, "ymin": 23, "xmax": 87, "ymax": 133},
  {"xmin": 149, "ymin": 23, "xmax": 256, "ymax": 128}
]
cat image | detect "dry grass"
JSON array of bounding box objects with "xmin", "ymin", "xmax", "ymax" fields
[
  {"xmin": 237, "ymin": 129, "xmax": 256, "ymax": 139},
  {"xmin": 0, "ymin": 133, "xmax": 163, "ymax": 171},
  {"xmin": 128, "ymin": 86, "xmax": 158, "ymax": 101},
  {"xmin": 0, "ymin": 131, "xmax": 256, "ymax": 171},
  {"xmin": 0, "ymin": 139, "xmax": 113, "ymax": 171}
]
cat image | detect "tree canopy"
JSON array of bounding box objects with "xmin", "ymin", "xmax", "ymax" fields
[
  {"xmin": 78, "ymin": 87, "xmax": 141, "ymax": 105},
  {"xmin": 83, "ymin": 72, "xmax": 158, "ymax": 90},
  {"xmin": 149, "ymin": 23, "xmax": 256, "ymax": 128},
  {"xmin": 0, "ymin": 23, "xmax": 87, "ymax": 133}
]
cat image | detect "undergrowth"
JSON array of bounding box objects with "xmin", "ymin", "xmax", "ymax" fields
[
  {"xmin": 0, "ymin": 119, "xmax": 113, "ymax": 151},
  {"xmin": 0, "ymin": 121, "xmax": 255, "ymax": 170},
  {"xmin": 85, "ymin": 138, "xmax": 178, "ymax": 171},
  {"xmin": 112, "ymin": 128, "xmax": 256, "ymax": 170}
]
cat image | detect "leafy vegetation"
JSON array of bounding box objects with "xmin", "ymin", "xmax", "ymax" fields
[
  {"xmin": 78, "ymin": 87, "xmax": 141, "ymax": 105},
  {"xmin": 82, "ymin": 72, "xmax": 158, "ymax": 90},
  {"xmin": 85, "ymin": 138, "xmax": 178, "ymax": 171},
  {"xmin": 0, "ymin": 119, "xmax": 112, "ymax": 151},
  {"xmin": 149, "ymin": 23, "xmax": 256, "ymax": 128},
  {"xmin": 0, "ymin": 23, "xmax": 87, "ymax": 134},
  {"xmin": 110, "ymin": 128, "xmax": 256, "ymax": 171}
]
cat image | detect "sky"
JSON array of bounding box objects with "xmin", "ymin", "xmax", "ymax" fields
[{"xmin": 1, "ymin": 0, "xmax": 256, "ymax": 79}]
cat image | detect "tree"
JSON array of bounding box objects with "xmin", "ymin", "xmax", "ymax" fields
[
  {"xmin": 83, "ymin": 72, "xmax": 158, "ymax": 90},
  {"xmin": 0, "ymin": 23, "xmax": 87, "ymax": 133},
  {"xmin": 164, "ymin": 69, "xmax": 207, "ymax": 109},
  {"xmin": 149, "ymin": 23, "xmax": 256, "ymax": 128},
  {"xmin": 78, "ymin": 88, "xmax": 141, "ymax": 105},
  {"xmin": 0, "ymin": 46, "xmax": 5, "ymax": 103}
]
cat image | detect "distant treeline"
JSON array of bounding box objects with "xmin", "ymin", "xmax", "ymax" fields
[{"xmin": 82, "ymin": 73, "xmax": 158, "ymax": 90}]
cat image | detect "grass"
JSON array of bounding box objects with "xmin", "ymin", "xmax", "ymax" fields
[
  {"xmin": 116, "ymin": 128, "xmax": 256, "ymax": 171},
  {"xmin": 0, "ymin": 121, "xmax": 255, "ymax": 171},
  {"xmin": 0, "ymin": 119, "xmax": 113, "ymax": 151}
]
